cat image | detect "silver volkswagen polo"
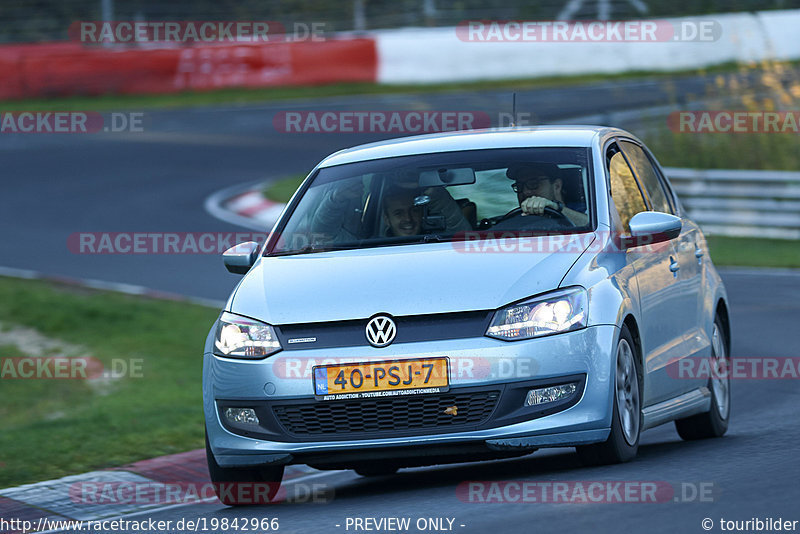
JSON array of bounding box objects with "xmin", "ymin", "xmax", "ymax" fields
[{"xmin": 203, "ymin": 126, "xmax": 731, "ymax": 505}]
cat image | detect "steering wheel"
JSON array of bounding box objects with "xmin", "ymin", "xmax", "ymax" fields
[{"xmin": 492, "ymin": 206, "xmax": 575, "ymax": 227}]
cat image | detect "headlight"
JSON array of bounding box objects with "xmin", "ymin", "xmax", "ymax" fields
[
  {"xmin": 214, "ymin": 312, "xmax": 281, "ymax": 359},
  {"xmin": 486, "ymin": 287, "xmax": 588, "ymax": 341}
]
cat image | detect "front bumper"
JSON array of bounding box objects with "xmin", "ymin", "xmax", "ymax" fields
[{"xmin": 203, "ymin": 324, "xmax": 619, "ymax": 468}]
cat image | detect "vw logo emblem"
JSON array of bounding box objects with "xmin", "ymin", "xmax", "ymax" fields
[{"xmin": 365, "ymin": 315, "xmax": 397, "ymax": 348}]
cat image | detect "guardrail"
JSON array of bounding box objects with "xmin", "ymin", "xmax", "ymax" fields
[{"xmin": 664, "ymin": 167, "xmax": 800, "ymax": 240}]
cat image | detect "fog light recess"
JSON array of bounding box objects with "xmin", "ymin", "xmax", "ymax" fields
[
  {"xmin": 224, "ymin": 407, "xmax": 259, "ymax": 425},
  {"xmin": 524, "ymin": 383, "xmax": 577, "ymax": 406}
]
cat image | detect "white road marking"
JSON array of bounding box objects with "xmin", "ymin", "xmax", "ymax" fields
[
  {"xmin": 0, "ymin": 266, "xmax": 225, "ymax": 309},
  {"xmin": 33, "ymin": 470, "xmax": 345, "ymax": 534},
  {"xmin": 203, "ymin": 180, "xmax": 275, "ymax": 231},
  {"xmin": 0, "ymin": 471, "xmax": 157, "ymax": 521}
]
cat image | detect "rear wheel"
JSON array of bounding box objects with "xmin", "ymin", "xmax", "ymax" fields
[
  {"xmin": 576, "ymin": 325, "xmax": 642, "ymax": 465},
  {"xmin": 675, "ymin": 317, "xmax": 730, "ymax": 440},
  {"xmin": 205, "ymin": 432, "xmax": 284, "ymax": 506}
]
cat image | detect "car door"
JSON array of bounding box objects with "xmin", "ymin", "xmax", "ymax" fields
[
  {"xmin": 648, "ymin": 147, "xmax": 712, "ymax": 388},
  {"xmin": 620, "ymin": 141, "xmax": 708, "ymax": 394},
  {"xmin": 607, "ymin": 142, "xmax": 686, "ymax": 404}
]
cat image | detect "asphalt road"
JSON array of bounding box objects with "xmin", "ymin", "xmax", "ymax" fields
[
  {"xmin": 1, "ymin": 73, "xmax": 723, "ymax": 301},
  {"xmin": 69, "ymin": 270, "xmax": 800, "ymax": 534},
  {"xmin": 3, "ymin": 74, "xmax": 799, "ymax": 534}
]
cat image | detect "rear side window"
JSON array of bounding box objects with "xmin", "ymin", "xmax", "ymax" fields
[
  {"xmin": 608, "ymin": 150, "xmax": 646, "ymax": 234},
  {"xmin": 620, "ymin": 141, "xmax": 673, "ymax": 214}
]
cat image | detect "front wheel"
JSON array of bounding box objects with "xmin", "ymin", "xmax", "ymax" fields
[
  {"xmin": 576, "ymin": 325, "xmax": 642, "ymax": 465},
  {"xmin": 675, "ymin": 317, "xmax": 730, "ymax": 440},
  {"xmin": 205, "ymin": 432, "xmax": 284, "ymax": 506}
]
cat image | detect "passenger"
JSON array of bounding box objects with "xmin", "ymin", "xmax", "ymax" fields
[
  {"xmin": 506, "ymin": 163, "xmax": 589, "ymax": 226},
  {"xmin": 382, "ymin": 187, "xmax": 423, "ymax": 237},
  {"xmin": 309, "ymin": 179, "xmax": 364, "ymax": 243},
  {"xmin": 382, "ymin": 185, "xmax": 472, "ymax": 237},
  {"xmin": 310, "ymin": 177, "xmax": 472, "ymax": 243}
]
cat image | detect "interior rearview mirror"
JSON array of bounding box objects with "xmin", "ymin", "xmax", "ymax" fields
[
  {"xmin": 223, "ymin": 241, "xmax": 260, "ymax": 274},
  {"xmin": 418, "ymin": 167, "xmax": 476, "ymax": 187}
]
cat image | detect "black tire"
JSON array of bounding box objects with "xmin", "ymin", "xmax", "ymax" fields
[
  {"xmin": 205, "ymin": 432, "xmax": 284, "ymax": 506},
  {"xmin": 675, "ymin": 316, "xmax": 730, "ymax": 440},
  {"xmin": 354, "ymin": 463, "xmax": 399, "ymax": 477},
  {"xmin": 576, "ymin": 324, "xmax": 642, "ymax": 466}
]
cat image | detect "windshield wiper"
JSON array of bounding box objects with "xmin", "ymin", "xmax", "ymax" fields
[
  {"xmin": 370, "ymin": 234, "xmax": 454, "ymax": 247},
  {"xmin": 269, "ymin": 243, "xmax": 357, "ymax": 257},
  {"xmin": 270, "ymin": 234, "xmax": 454, "ymax": 256}
]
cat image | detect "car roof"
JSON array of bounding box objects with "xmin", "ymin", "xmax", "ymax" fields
[{"xmin": 317, "ymin": 125, "xmax": 631, "ymax": 168}]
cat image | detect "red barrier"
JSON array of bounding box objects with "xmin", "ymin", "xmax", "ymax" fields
[{"xmin": 0, "ymin": 39, "xmax": 377, "ymax": 100}]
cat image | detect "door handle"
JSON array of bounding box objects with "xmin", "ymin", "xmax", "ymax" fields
[
  {"xmin": 695, "ymin": 245, "xmax": 704, "ymax": 263},
  {"xmin": 669, "ymin": 256, "xmax": 680, "ymax": 277}
]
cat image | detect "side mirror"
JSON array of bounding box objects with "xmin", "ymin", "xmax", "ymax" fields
[
  {"xmin": 626, "ymin": 211, "xmax": 682, "ymax": 248},
  {"xmin": 222, "ymin": 241, "xmax": 260, "ymax": 274}
]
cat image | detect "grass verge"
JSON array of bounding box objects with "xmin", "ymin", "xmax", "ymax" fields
[
  {"xmin": 706, "ymin": 236, "xmax": 800, "ymax": 269},
  {"xmin": 263, "ymin": 174, "xmax": 306, "ymax": 204},
  {"xmin": 643, "ymin": 128, "xmax": 800, "ymax": 171},
  {"xmin": 0, "ymin": 277, "xmax": 217, "ymax": 488}
]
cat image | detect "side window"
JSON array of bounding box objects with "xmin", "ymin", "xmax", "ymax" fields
[
  {"xmin": 648, "ymin": 151, "xmax": 680, "ymax": 215},
  {"xmin": 608, "ymin": 149, "xmax": 646, "ymax": 234},
  {"xmin": 620, "ymin": 141, "xmax": 673, "ymax": 214}
]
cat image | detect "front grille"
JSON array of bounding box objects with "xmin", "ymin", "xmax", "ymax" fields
[{"xmin": 273, "ymin": 390, "xmax": 501, "ymax": 437}]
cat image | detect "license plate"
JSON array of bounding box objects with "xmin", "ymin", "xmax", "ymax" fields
[{"xmin": 313, "ymin": 357, "xmax": 449, "ymax": 400}]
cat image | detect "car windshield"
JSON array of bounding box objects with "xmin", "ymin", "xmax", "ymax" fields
[{"xmin": 268, "ymin": 147, "xmax": 593, "ymax": 256}]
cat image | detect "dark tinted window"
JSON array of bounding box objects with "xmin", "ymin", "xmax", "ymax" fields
[
  {"xmin": 620, "ymin": 141, "xmax": 673, "ymax": 214},
  {"xmin": 608, "ymin": 150, "xmax": 646, "ymax": 233},
  {"xmin": 270, "ymin": 148, "xmax": 593, "ymax": 256}
]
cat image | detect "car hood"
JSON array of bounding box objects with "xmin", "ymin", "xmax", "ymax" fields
[{"xmin": 230, "ymin": 233, "xmax": 596, "ymax": 325}]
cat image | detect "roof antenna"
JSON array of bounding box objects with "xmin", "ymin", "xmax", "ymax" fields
[{"xmin": 511, "ymin": 93, "xmax": 517, "ymax": 128}]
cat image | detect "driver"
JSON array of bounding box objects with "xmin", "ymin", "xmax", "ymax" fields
[{"xmin": 506, "ymin": 163, "xmax": 589, "ymax": 226}]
